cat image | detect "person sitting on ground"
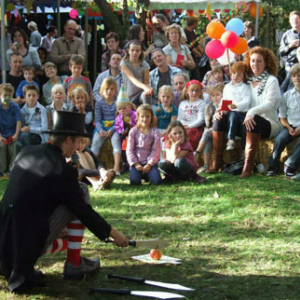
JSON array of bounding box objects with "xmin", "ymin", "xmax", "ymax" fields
[
  {"xmin": 63, "ymin": 54, "xmax": 93, "ymax": 109},
  {"xmin": 72, "ymin": 137, "xmax": 116, "ymax": 190},
  {"xmin": 126, "ymin": 104, "xmax": 162, "ymax": 185},
  {"xmin": 267, "ymin": 63, "xmax": 300, "ymax": 178},
  {"xmin": 0, "ymin": 83, "xmax": 21, "ymax": 176},
  {"xmin": 159, "ymin": 120, "xmax": 206, "ymax": 184},
  {"xmin": 15, "ymin": 66, "xmax": 39, "ymax": 105},
  {"xmin": 0, "ymin": 110, "xmax": 128, "ymax": 293},
  {"xmin": 17, "ymin": 84, "xmax": 48, "ymax": 152}
]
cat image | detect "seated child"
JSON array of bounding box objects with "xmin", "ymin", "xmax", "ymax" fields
[
  {"xmin": 69, "ymin": 87, "xmax": 94, "ymax": 135},
  {"xmin": 91, "ymin": 77, "xmax": 121, "ymax": 175},
  {"xmin": 0, "ymin": 83, "xmax": 21, "ymax": 176},
  {"xmin": 222, "ymin": 61, "xmax": 251, "ymax": 151},
  {"xmin": 17, "ymin": 84, "xmax": 48, "ymax": 152},
  {"xmin": 63, "ymin": 54, "xmax": 93, "ymax": 109},
  {"xmin": 115, "ymin": 85, "xmax": 137, "ymax": 173},
  {"xmin": 154, "ymin": 85, "xmax": 178, "ymax": 157},
  {"xmin": 126, "ymin": 104, "xmax": 161, "ymax": 185},
  {"xmin": 43, "ymin": 62, "xmax": 68, "ymax": 105},
  {"xmin": 267, "ymin": 63, "xmax": 300, "ymax": 178},
  {"xmin": 194, "ymin": 83, "xmax": 224, "ymax": 173},
  {"xmin": 71, "ymin": 137, "xmax": 116, "ymax": 190},
  {"xmin": 177, "ymin": 80, "xmax": 206, "ymax": 149},
  {"xmin": 15, "ymin": 66, "xmax": 39, "ymax": 105},
  {"xmin": 158, "ymin": 120, "xmax": 206, "ymax": 184},
  {"xmin": 204, "ymin": 65, "xmax": 228, "ymax": 93},
  {"xmin": 46, "ymin": 84, "xmax": 69, "ymax": 129},
  {"xmin": 173, "ymin": 72, "xmax": 189, "ymax": 108},
  {"xmin": 202, "ymin": 59, "xmax": 220, "ymax": 89}
]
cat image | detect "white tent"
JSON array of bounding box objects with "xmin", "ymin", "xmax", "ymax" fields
[{"xmin": 149, "ymin": 0, "xmax": 260, "ymax": 10}]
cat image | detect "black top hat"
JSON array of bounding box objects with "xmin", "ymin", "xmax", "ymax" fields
[{"xmin": 43, "ymin": 111, "xmax": 91, "ymax": 137}]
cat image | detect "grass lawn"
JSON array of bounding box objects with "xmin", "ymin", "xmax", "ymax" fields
[{"xmin": 0, "ymin": 172, "xmax": 300, "ymax": 300}]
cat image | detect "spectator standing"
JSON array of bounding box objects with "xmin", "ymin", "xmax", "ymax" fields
[
  {"xmin": 27, "ymin": 21, "xmax": 42, "ymax": 47},
  {"xmin": 41, "ymin": 25, "xmax": 57, "ymax": 54},
  {"xmin": 51, "ymin": 20, "xmax": 85, "ymax": 76}
]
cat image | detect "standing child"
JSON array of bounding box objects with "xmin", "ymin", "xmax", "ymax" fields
[
  {"xmin": 121, "ymin": 40, "xmax": 153, "ymax": 107},
  {"xmin": 126, "ymin": 104, "xmax": 162, "ymax": 185},
  {"xmin": 177, "ymin": 80, "xmax": 206, "ymax": 150},
  {"xmin": 15, "ymin": 66, "xmax": 39, "ymax": 104},
  {"xmin": 115, "ymin": 85, "xmax": 137, "ymax": 173},
  {"xmin": 0, "ymin": 84, "xmax": 21, "ymax": 176},
  {"xmin": 17, "ymin": 84, "xmax": 48, "ymax": 152},
  {"xmin": 154, "ymin": 85, "xmax": 178, "ymax": 157},
  {"xmin": 46, "ymin": 84, "xmax": 69, "ymax": 129},
  {"xmin": 194, "ymin": 84, "xmax": 224, "ymax": 173},
  {"xmin": 69, "ymin": 87, "xmax": 94, "ymax": 135},
  {"xmin": 222, "ymin": 61, "xmax": 251, "ymax": 151},
  {"xmin": 91, "ymin": 77, "xmax": 122, "ymax": 175},
  {"xmin": 158, "ymin": 120, "xmax": 206, "ymax": 183},
  {"xmin": 63, "ymin": 55, "xmax": 93, "ymax": 109}
]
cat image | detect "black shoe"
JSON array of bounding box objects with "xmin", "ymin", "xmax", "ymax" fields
[
  {"xmin": 266, "ymin": 168, "xmax": 277, "ymax": 177},
  {"xmin": 284, "ymin": 165, "xmax": 296, "ymax": 177},
  {"xmin": 12, "ymin": 269, "xmax": 46, "ymax": 293}
]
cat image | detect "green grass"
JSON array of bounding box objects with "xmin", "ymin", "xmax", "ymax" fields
[{"xmin": 1, "ymin": 173, "xmax": 300, "ymax": 300}]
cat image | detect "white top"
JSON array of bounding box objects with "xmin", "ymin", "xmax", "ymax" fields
[
  {"xmin": 222, "ymin": 81, "xmax": 251, "ymax": 112},
  {"xmin": 178, "ymin": 99, "xmax": 206, "ymax": 128},
  {"xmin": 247, "ymin": 75, "xmax": 282, "ymax": 137},
  {"xmin": 279, "ymin": 87, "xmax": 300, "ymax": 127}
]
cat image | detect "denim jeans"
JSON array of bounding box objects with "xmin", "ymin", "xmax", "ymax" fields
[
  {"xmin": 129, "ymin": 164, "xmax": 162, "ymax": 185},
  {"xmin": 228, "ymin": 111, "xmax": 246, "ymax": 149},
  {"xmin": 269, "ymin": 128, "xmax": 300, "ymax": 170},
  {"xmin": 158, "ymin": 158, "xmax": 193, "ymax": 180}
]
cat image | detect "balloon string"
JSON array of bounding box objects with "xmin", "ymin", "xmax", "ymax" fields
[{"xmin": 227, "ymin": 48, "xmax": 231, "ymax": 74}]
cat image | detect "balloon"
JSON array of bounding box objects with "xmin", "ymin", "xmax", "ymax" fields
[
  {"xmin": 217, "ymin": 49, "xmax": 235, "ymax": 65},
  {"xmin": 47, "ymin": 14, "xmax": 52, "ymax": 20},
  {"xmin": 205, "ymin": 40, "xmax": 225, "ymax": 59},
  {"xmin": 69, "ymin": 9, "xmax": 78, "ymax": 19},
  {"xmin": 226, "ymin": 18, "xmax": 244, "ymax": 36},
  {"xmin": 221, "ymin": 31, "xmax": 238, "ymax": 48},
  {"xmin": 231, "ymin": 37, "xmax": 248, "ymax": 55},
  {"xmin": 249, "ymin": 3, "xmax": 263, "ymax": 18},
  {"xmin": 206, "ymin": 22, "xmax": 225, "ymax": 40}
]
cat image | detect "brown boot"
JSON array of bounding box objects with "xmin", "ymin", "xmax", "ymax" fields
[
  {"xmin": 240, "ymin": 132, "xmax": 261, "ymax": 178},
  {"xmin": 208, "ymin": 131, "xmax": 225, "ymax": 173}
]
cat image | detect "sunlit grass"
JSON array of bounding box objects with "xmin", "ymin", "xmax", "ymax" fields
[{"xmin": 1, "ymin": 173, "xmax": 300, "ymax": 299}]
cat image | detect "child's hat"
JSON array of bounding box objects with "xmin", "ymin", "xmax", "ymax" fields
[
  {"xmin": 186, "ymin": 80, "xmax": 203, "ymax": 89},
  {"xmin": 117, "ymin": 85, "xmax": 129, "ymax": 103}
]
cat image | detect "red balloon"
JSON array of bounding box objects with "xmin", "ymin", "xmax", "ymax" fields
[
  {"xmin": 205, "ymin": 40, "xmax": 225, "ymax": 59},
  {"xmin": 231, "ymin": 37, "xmax": 248, "ymax": 54},
  {"xmin": 221, "ymin": 31, "xmax": 238, "ymax": 48}
]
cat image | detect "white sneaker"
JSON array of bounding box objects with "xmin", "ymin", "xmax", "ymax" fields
[
  {"xmin": 199, "ymin": 165, "xmax": 209, "ymax": 173},
  {"xmin": 226, "ymin": 139, "xmax": 236, "ymax": 151}
]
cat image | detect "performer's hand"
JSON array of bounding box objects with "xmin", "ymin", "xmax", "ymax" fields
[{"xmin": 109, "ymin": 227, "xmax": 128, "ymax": 247}]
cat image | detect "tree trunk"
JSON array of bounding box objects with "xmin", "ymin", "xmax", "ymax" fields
[{"xmin": 94, "ymin": 0, "xmax": 122, "ymax": 36}]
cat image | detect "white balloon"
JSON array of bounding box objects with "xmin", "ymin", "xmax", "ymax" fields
[{"xmin": 217, "ymin": 49, "xmax": 235, "ymax": 65}]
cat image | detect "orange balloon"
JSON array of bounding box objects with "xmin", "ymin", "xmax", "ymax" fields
[
  {"xmin": 249, "ymin": 3, "xmax": 263, "ymax": 18},
  {"xmin": 231, "ymin": 37, "xmax": 248, "ymax": 54},
  {"xmin": 206, "ymin": 22, "xmax": 226, "ymax": 40}
]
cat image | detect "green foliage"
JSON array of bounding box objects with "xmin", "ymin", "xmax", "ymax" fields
[{"xmin": 1, "ymin": 173, "xmax": 300, "ymax": 299}]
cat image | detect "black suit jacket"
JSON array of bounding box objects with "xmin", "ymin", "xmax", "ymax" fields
[{"xmin": 0, "ymin": 143, "xmax": 111, "ymax": 291}]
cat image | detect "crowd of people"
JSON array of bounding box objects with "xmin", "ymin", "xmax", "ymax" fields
[{"xmin": 0, "ymin": 7, "xmax": 300, "ymax": 295}]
